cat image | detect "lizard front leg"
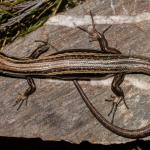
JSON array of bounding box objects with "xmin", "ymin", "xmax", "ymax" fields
[
  {"xmin": 14, "ymin": 77, "xmax": 36, "ymax": 110},
  {"xmin": 14, "ymin": 41, "xmax": 50, "ymax": 110}
]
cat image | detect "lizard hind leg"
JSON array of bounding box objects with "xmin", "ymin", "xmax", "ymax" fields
[
  {"xmin": 105, "ymin": 73, "xmax": 129, "ymax": 124},
  {"xmin": 77, "ymin": 11, "xmax": 115, "ymax": 53},
  {"xmin": 105, "ymin": 95, "xmax": 124, "ymax": 124},
  {"xmin": 76, "ymin": 10, "xmax": 96, "ymax": 38}
]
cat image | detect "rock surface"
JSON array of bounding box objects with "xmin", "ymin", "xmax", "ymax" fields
[{"xmin": 0, "ymin": 0, "xmax": 150, "ymax": 144}]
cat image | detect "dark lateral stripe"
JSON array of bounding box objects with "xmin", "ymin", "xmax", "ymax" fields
[
  {"xmin": 1, "ymin": 65, "xmax": 131, "ymax": 76},
  {"xmin": 3, "ymin": 52, "xmax": 126, "ymax": 65}
]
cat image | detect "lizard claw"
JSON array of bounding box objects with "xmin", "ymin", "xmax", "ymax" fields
[
  {"xmin": 105, "ymin": 95, "xmax": 123, "ymax": 124},
  {"xmin": 13, "ymin": 92, "xmax": 28, "ymax": 110}
]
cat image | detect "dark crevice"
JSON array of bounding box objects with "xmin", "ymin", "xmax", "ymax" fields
[{"xmin": 0, "ymin": 136, "xmax": 149, "ymax": 150}]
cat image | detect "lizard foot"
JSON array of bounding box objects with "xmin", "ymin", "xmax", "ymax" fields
[
  {"xmin": 13, "ymin": 92, "xmax": 29, "ymax": 110},
  {"xmin": 105, "ymin": 95, "xmax": 124, "ymax": 124}
]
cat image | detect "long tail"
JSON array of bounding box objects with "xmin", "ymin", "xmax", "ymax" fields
[{"xmin": 73, "ymin": 80, "xmax": 150, "ymax": 139}]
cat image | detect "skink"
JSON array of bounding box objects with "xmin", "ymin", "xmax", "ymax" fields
[
  {"xmin": 0, "ymin": 49, "xmax": 150, "ymax": 139},
  {"xmin": 0, "ymin": 49, "xmax": 150, "ymax": 78}
]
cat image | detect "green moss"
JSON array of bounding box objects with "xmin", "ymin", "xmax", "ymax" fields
[{"xmin": 0, "ymin": 0, "xmax": 84, "ymax": 49}]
